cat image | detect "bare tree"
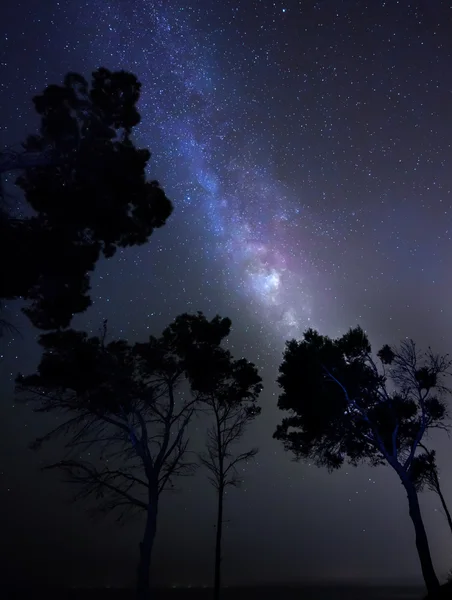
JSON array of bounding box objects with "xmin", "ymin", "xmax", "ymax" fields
[
  {"xmin": 192, "ymin": 347, "xmax": 262, "ymax": 600},
  {"xmin": 16, "ymin": 312, "xmax": 231, "ymax": 600}
]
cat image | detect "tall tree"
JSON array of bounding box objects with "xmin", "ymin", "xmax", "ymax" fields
[
  {"xmin": 274, "ymin": 327, "xmax": 451, "ymax": 594},
  {"xmin": 16, "ymin": 312, "xmax": 231, "ymax": 600},
  {"xmin": 191, "ymin": 347, "xmax": 262, "ymax": 600},
  {"xmin": 1, "ymin": 67, "xmax": 172, "ymax": 330},
  {"xmin": 410, "ymin": 445, "xmax": 452, "ymax": 535}
]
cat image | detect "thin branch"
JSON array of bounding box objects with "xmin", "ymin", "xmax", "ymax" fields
[{"xmin": 45, "ymin": 460, "xmax": 148, "ymax": 510}]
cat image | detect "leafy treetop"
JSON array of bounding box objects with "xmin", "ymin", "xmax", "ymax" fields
[
  {"xmin": 274, "ymin": 326, "xmax": 451, "ymax": 473},
  {"xmin": 1, "ymin": 68, "xmax": 173, "ymax": 330}
]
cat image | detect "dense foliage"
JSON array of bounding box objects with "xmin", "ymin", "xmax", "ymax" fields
[{"xmin": 0, "ymin": 68, "xmax": 172, "ymax": 330}]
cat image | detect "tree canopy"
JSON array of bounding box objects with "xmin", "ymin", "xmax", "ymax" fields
[
  {"xmin": 274, "ymin": 325, "xmax": 451, "ymax": 593},
  {"xmin": 193, "ymin": 344, "xmax": 262, "ymax": 488},
  {"xmin": 274, "ymin": 326, "xmax": 450, "ymax": 472},
  {"xmin": 0, "ymin": 67, "xmax": 173, "ymax": 330},
  {"xmin": 16, "ymin": 312, "xmax": 233, "ymax": 599}
]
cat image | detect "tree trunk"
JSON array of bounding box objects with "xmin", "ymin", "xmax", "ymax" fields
[
  {"xmin": 136, "ymin": 497, "xmax": 158, "ymax": 600},
  {"xmin": 436, "ymin": 483, "xmax": 452, "ymax": 535},
  {"xmin": 214, "ymin": 484, "xmax": 224, "ymax": 600},
  {"xmin": 401, "ymin": 477, "xmax": 439, "ymax": 594}
]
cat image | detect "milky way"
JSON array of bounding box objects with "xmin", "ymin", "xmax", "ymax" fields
[{"xmin": 72, "ymin": 0, "xmax": 322, "ymax": 338}]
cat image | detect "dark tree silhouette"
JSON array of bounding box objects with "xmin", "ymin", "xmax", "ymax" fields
[
  {"xmin": 410, "ymin": 445, "xmax": 452, "ymax": 535},
  {"xmin": 16, "ymin": 312, "xmax": 232, "ymax": 600},
  {"xmin": 0, "ymin": 200, "xmax": 21, "ymax": 338},
  {"xmin": 274, "ymin": 326, "xmax": 451, "ymax": 594},
  {"xmin": 0, "ymin": 67, "xmax": 172, "ymax": 330},
  {"xmin": 190, "ymin": 346, "xmax": 262, "ymax": 600}
]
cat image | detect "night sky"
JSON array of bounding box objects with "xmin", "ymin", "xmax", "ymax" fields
[{"xmin": 1, "ymin": 0, "xmax": 452, "ymax": 589}]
